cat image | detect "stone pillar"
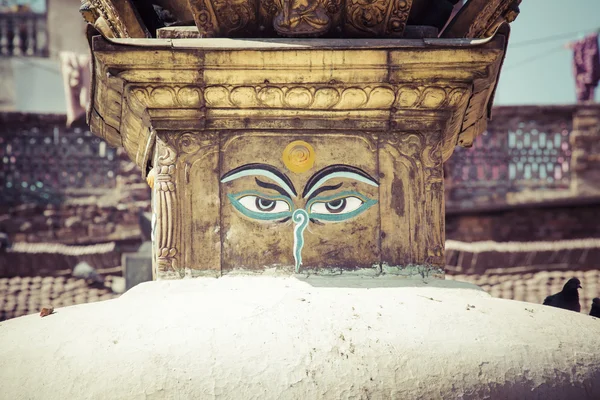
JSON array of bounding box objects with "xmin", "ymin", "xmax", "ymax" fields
[{"xmin": 571, "ymin": 104, "xmax": 600, "ymax": 196}]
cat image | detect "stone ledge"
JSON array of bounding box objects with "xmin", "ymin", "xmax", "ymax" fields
[{"xmin": 157, "ymin": 265, "xmax": 446, "ymax": 280}]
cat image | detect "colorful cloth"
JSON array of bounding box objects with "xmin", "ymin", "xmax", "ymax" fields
[
  {"xmin": 572, "ymin": 33, "xmax": 600, "ymax": 102},
  {"xmin": 59, "ymin": 52, "xmax": 91, "ymax": 127}
]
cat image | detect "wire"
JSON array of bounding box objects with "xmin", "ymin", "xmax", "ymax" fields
[
  {"xmin": 510, "ymin": 27, "xmax": 600, "ymax": 48},
  {"xmin": 503, "ymin": 45, "xmax": 566, "ymax": 70}
]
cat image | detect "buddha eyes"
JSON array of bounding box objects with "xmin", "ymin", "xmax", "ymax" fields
[
  {"xmin": 227, "ymin": 192, "xmax": 293, "ymax": 221},
  {"xmin": 307, "ymin": 192, "xmax": 376, "ymax": 222},
  {"xmin": 309, "ymin": 196, "xmax": 364, "ymax": 215},
  {"xmin": 238, "ymin": 195, "xmax": 291, "ymax": 214},
  {"xmin": 227, "ymin": 190, "xmax": 376, "ymax": 223}
]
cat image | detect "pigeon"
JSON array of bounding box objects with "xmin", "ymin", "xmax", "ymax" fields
[
  {"xmin": 590, "ymin": 298, "xmax": 600, "ymax": 318},
  {"xmin": 73, "ymin": 261, "xmax": 104, "ymax": 285},
  {"xmin": 543, "ymin": 278, "xmax": 582, "ymax": 313},
  {"xmin": 138, "ymin": 210, "xmax": 153, "ymax": 242},
  {"xmin": 0, "ymin": 232, "xmax": 11, "ymax": 251}
]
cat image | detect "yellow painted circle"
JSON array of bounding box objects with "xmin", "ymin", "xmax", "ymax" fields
[{"xmin": 282, "ymin": 140, "xmax": 316, "ymax": 173}]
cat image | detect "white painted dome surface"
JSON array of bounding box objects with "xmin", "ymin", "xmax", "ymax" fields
[{"xmin": 0, "ymin": 276, "xmax": 599, "ymax": 399}]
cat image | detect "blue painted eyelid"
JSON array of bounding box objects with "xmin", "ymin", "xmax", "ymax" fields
[
  {"xmin": 305, "ymin": 190, "xmax": 370, "ymax": 209},
  {"xmin": 229, "ymin": 190, "xmax": 295, "ymax": 206},
  {"xmin": 227, "ymin": 189, "xmax": 377, "ymax": 222},
  {"xmin": 310, "ymin": 198, "xmax": 378, "ymax": 222}
]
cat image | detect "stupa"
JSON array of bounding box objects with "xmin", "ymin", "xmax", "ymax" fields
[{"xmin": 1, "ymin": 1, "xmax": 599, "ymax": 398}]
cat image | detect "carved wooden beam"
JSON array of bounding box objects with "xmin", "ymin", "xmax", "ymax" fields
[
  {"xmin": 187, "ymin": 0, "xmax": 415, "ymax": 38},
  {"xmin": 441, "ymin": 0, "xmax": 521, "ymax": 38},
  {"xmin": 80, "ymin": 0, "xmax": 151, "ymax": 38}
]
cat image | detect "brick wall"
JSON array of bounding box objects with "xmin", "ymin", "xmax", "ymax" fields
[{"xmin": 446, "ymin": 201, "xmax": 600, "ymax": 243}]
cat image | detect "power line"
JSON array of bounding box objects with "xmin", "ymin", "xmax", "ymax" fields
[
  {"xmin": 510, "ymin": 27, "xmax": 600, "ymax": 48},
  {"xmin": 503, "ymin": 45, "xmax": 566, "ymax": 70}
]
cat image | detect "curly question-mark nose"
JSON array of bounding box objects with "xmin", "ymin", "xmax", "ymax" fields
[{"xmin": 292, "ymin": 209, "xmax": 309, "ymax": 273}]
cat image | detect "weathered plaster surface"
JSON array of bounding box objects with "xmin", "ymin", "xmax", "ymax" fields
[{"xmin": 0, "ymin": 277, "xmax": 599, "ymax": 399}]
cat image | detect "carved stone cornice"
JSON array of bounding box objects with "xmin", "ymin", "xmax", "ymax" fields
[{"xmin": 87, "ymin": 35, "xmax": 506, "ymax": 168}]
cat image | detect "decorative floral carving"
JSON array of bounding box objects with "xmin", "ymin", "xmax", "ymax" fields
[
  {"xmin": 187, "ymin": 0, "xmax": 415, "ymax": 38},
  {"xmin": 462, "ymin": 0, "xmax": 520, "ymax": 38},
  {"xmin": 161, "ymin": 132, "xmax": 221, "ymax": 184},
  {"xmin": 395, "ymin": 86, "xmax": 469, "ymax": 110},
  {"xmin": 175, "ymin": 132, "xmax": 203, "ymax": 155},
  {"xmin": 261, "ymin": 0, "xmax": 280, "ymax": 16},
  {"xmin": 80, "ymin": 0, "xmax": 129, "ymax": 38},
  {"xmin": 345, "ymin": 0, "xmax": 412, "ymax": 37},
  {"xmin": 346, "ymin": 0, "xmax": 387, "ymax": 35},
  {"xmin": 205, "ymin": 85, "xmax": 395, "ymax": 109},
  {"xmin": 213, "ymin": 0, "xmax": 257, "ymax": 36},
  {"xmin": 129, "ymin": 86, "xmax": 203, "ymax": 109},
  {"xmin": 126, "ymin": 84, "xmax": 470, "ymax": 112},
  {"xmin": 154, "ymin": 141, "xmax": 178, "ymax": 274},
  {"xmin": 189, "ymin": 0, "xmax": 218, "ymax": 36},
  {"xmin": 171, "ymin": 132, "xmax": 219, "ymax": 157},
  {"xmin": 189, "ymin": 0, "xmax": 258, "ymax": 37},
  {"xmin": 324, "ymin": 0, "xmax": 342, "ymax": 15},
  {"xmin": 386, "ymin": 0, "xmax": 412, "ymax": 36},
  {"xmin": 197, "ymin": 7, "xmax": 217, "ymax": 35},
  {"xmin": 273, "ymin": 0, "xmax": 331, "ymax": 37}
]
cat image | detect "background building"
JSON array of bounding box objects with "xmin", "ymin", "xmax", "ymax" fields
[{"xmin": 0, "ymin": 0, "xmax": 150, "ymax": 321}]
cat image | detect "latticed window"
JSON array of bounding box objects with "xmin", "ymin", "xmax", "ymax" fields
[
  {"xmin": 0, "ymin": 0, "xmax": 48, "ymax": 56},
  {"xmin": 0, "ymin": 115, "xmax": 119, "ymax": 206},
  {"xmin": 446, "ymin": 107, "xmax": 573, "ymax": 209}
]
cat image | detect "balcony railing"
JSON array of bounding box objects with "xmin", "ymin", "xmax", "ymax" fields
[
  {"xmin": 0, "ymin": 113, "xmax": 118, "ymax": 206},
  {"xmin": 0, "ymin": 12, "xmax": 47, "ymax": 57},
  {"xmin": 445, "ymin": 105, "xmax": 575, "ymax": 211}
]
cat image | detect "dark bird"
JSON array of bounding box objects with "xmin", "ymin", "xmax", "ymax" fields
[
  {"xmin": 73, "ymin": 261, "xmax": 104, "ymax": 286},
  {"xmin": 0, "ymin": 232, "xmax": 11, "ymax": 251},
  {"xmin": 590, "ymin": 298, "xmax": 600, "ymax": 318},
  {"xmin": 543, "ymin": 278, "xmax": 582, "ymax": 313},
  {"xmin": 138, "ymin": 210, "xmax": 153, "ymax": 242}
]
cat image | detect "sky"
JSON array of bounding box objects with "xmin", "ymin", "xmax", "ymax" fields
[{"xmin": 494, "ymin": 0, "xmax": 600, "ymax": 105}]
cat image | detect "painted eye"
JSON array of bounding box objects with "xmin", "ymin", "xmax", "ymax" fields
[
  {"xmin": 238, "ymin": 195, "xmax": 291, "ymax": 214},
  {"xmin": 308, "ymin": 192, "xmax": 377, "ymax": 222},
  {"xmin": 227, "ymin": 192, "xmax": 293, "ymax": 221},
  {"xmin": 310, "ymin": 197, "xmax": 363, "ymax": 215}
]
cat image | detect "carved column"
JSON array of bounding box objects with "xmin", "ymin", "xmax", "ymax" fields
[{"xmin": 153, "ymin": 136, "xmax": 179, "ymax": 278}]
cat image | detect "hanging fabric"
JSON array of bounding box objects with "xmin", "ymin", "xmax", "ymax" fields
[
  {"xmin": 59, "ymin": 52, "xmax": 91, "ymax": 127},
  {"xmin": 571, "ymin": 33, "xmax": 600, "ymax": 102}
]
